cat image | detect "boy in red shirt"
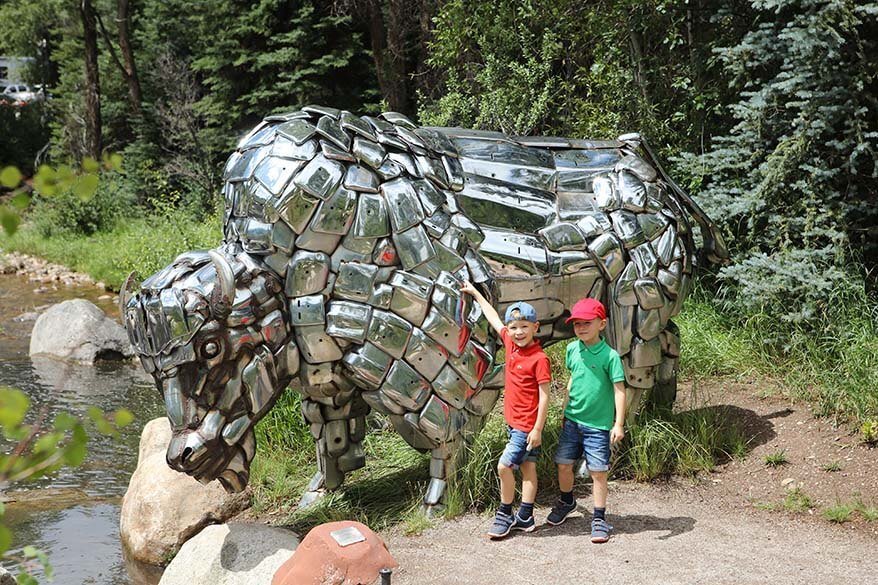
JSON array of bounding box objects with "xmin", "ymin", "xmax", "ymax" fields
[{"xmin": 461, "ymin": 282, "xmax": 551, "ymax": 539}]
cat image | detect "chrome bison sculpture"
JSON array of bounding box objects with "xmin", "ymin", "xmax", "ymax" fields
[{"xmin": 121, "ymin": 105, "xmax": 726, "ymax": 509}]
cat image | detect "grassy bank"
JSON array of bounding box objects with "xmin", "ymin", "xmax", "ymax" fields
[{"xmin": 0, "ymin": 215, "xmax": 221, "ymax": 289}]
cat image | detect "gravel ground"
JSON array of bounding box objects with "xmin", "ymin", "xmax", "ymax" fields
[{"xmin": 384, "ymin": 481, "xmax": 876, "ymax": 584}]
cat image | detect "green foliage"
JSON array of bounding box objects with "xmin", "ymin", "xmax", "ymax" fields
[
  {"xmin": 763, "ymin": 449, "xmax": 788, "ymax": 467},
  {"xmin": 0, "ymin": 101, "xmax": 50, "ymax": 175},
  {"xmin": 822, "ymin": 501, "xmax": 854, "ymax": 523},
  {"xmin": 782, "ymin": 488, "xmax": 813, "ymax": 513},
  {"xmin": 421, "ymin": 0, "xmax": 747, "ymax": 149},
  {"xmin": 677, "ymin": 0, "xmax": 878, "ymax": 324}
]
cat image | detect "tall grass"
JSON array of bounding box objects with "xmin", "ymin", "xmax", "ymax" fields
[{"xmin": 676, "ymin": 285, "xmax": 878, "ymax": 435}]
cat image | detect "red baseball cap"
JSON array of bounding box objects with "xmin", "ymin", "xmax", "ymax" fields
[{"xmin": 566, "ymin": 298, "xmax": 606, "ymax": 323}]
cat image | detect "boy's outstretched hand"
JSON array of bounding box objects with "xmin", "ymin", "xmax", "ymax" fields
[{"xmin": 459, "ymin": 280, "xmax": 479, "ymax": 297}]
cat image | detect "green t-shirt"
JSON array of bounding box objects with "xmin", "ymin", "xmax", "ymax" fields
[{"xmin": 564, "ymin": 338, "xmax": 625, "ymax": 430}]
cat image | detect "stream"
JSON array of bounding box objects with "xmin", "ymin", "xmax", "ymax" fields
[{"xmin": 0, "ymin": 271, "xmax": 165, "ymax": 584}]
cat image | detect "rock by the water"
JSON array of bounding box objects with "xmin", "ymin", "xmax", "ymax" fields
[
  {"xmin": 120, "ymin": 418, "xmax": 250, "ymax": 566},
  {"xmin": 29, "ymin": 299, "xmax": 133, "ymax": 363},
  {"xmin": 158, "ymin": 523, "xmax": 298, "ymax": 585},
  {"xmin": 272, "ymin": 520, "xmax": 397, "ymax": 585},
  {"xmin": 0, "ymin": 567, "xmax": 16, "ymax": 585}
]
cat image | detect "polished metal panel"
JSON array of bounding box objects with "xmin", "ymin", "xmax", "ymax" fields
[
  {"xmin": 382, "ymin": 178, "xmax": 425, "ymax": 232},
  {"xmin": 321, "ymin": 140, "xmax": 356, "ymax": 162},
  {"xmin": 592, "ymin": 175, "xmax": 620, "ymax": 210},
  {"xmin": 616, "ymin": 153, "xmax": 657, "ymax": 182},
  {"xmin": 393, "ymin": 224, "xmax": 436, "ymax": 270},
  {"xmin": 381, "ymin": 359, "xmax": 431, "ymax": 411},
  {"xmin": 609, "ymin": 210, "xmax": 646, "ymax": 249},
  {"xmin": 289, "ymin": 295, "xmax": 325, "ymax": 327},
  {"xmin": 447, "ymin": 340, "xmax": 491, "ymax": 388},
  {"xmin": 285, "ymin": 250, "xmax": 330, "ymax": 297},
  {"xmin": 343, "ymin": 164, "xmax": 380, "ymax": 193},
  {"xmin": 588, "ymin": 233, "xmax": 626, "ymax": 281},
  {"xmin": 404, "ymin": 327, "xmax": 448, "ymax": 381},
  {"xmin": 368, "ymin": 282, "xmax": 394, "ymax": 309},
  {"xmin": 635, "ymin": 306, "xmax": 663, "ymax": 341},
  {"xmin": 276, "ymin": 187, "xmax": 320, "ymax": 234},
  {"xmin": 432, "ymin": 364, "xmax": 473, "ymax": 409},
  {"xmin": 418, "ymin": 395, "xmax": 454, "ymax": 442},
  {"xmin": 654, "ymin": 224, "xmax": 677, "ymax": 266},
  {"xmin": 334, "ymin": 261, "xmax": 380, "ymax": 302},
  {"xmin": 308, "ymin": 186, "xmax": 357, "ymax": 235},
  {"xmin": 340, "ymin": 111, "xmax": 377, "ymax": 141},
  {"xmin": 352, "ymin": 191, "xmax": 390, "ymax": 238},
  {"xmin": 443, "ymin": 155, "xmax": 465, "ymax": 191},
  {"xmin": 294, "ymin": 226, "xmax": 342, "ymax": 254},
  {"xmin": 539, "ymin": 222, "xmax": 587, "ymax": 252},
  {"xmin": 296, "ymin": 325, "xmax": 343, "ymax": 364},
  {"xmin": 608, "ymin": 300, "xmax": 635, "ymax": 356},
  {"xmin": 629, "ymin": 336, "xmax": 663, "ymax": 367},
  {"xmin": 633, "ymin": 277, "xmax": 665, "ymax": 310},
  {"xmin": 421, "ymin": 306, "xmax": 467, "ymax": 357},
  {"xmin": 315, "ymin": 115, "xmax": 352, "ymax": 151},
  {"xmin": 630, "ymin": 242, "xmax": 659, "ymax": 277},
  {"xmin": 479, "ymin": 227, "xmax": 549, "ymax": 275},
  {"xmin": 366, "ymin": 309, "xmax": 413, "ymax": 359},
  {"xmin": 657, "ymin": 260, "xmax": 682, "ymax": 297},
  {"xmin": 253, "ymin": 156, "xmax": 302, "ymax": 195},
  {"xmin": 389, "ymin": 271, "xmax": 433, "ymax": 326},
  {"xmin": 294, "ymin": 153, "xmax": 345, "ymax": 200},
  {"xmin": 271, "ymin": 136, "xmax": 319, "ymax": 161},
  {"xmin": 614, "ymin": 262, "xmax": 640, "ymax": 306},
  {"xmin": 576, "ymin": 211, "xmax": 613, "ymax": 238},
  {"xmin": 276, "ymin": 119, "xmax": 317, "ymax": 145},
  {"xmin": 618, "ymin": 170, "xmax": 647, "ymax": 212},
  {"xmin": 415, "ymin": 155, "xmax": 450, "ymax": 189},
  {"xmin": 326, "ymin": 301, "xmax": 372, "ymax": 343},
  {"xmin": 375, "ymin": 157, "xmax": 405, "ymax": 181},
  {"xmin": 353, "ymin": 136, "xmax": 387, "ymax": 169},
  {"xmin": 342, "ymin": 342, "xmax": 392, "ymax": 390},
  {"xmin": 465, "ymin": 387, "xmax": 501, "ymax": 416},
  {"xmin": 638, "ymin": 212, "xmax": 670, "ymax": 240}
]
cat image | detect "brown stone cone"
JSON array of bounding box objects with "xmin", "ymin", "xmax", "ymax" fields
[{"xmin": 272, "ymin": 520, "xmax": 397, "ymax": 585}]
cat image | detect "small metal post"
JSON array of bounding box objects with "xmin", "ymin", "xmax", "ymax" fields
[{"xmin": 379, "ymin": 567, "xmax": 392, "ymax": 585}]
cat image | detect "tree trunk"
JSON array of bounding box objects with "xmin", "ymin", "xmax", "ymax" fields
[
  {"xmin": 364, "ymin": 0, "xmax": 411, "ymax": 114},
  {"xmin": 628, "ymin": 27, "xmax": 650, "ymax": 107},
  {"xmin": 80, "ymin": 0, "xmax": 102, "ymax": 159},
  {"xmin": 117, "ymin": 0, "xmax": 142, "ymax": 117}
]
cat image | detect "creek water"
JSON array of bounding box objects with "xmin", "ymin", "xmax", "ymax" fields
[{"xmin": 0, "ymin": 272, "xmax": 165, "ymax": 584}]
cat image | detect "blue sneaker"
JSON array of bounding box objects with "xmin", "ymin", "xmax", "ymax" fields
[
  {"xmin": 487, "ymin": 510, "xmax": 514, "ymax": 539},
  {"xmin": 591, "ymin": 517, "xmax": 612, "ymax": 543},
  {"xmin": 511, "ymin": 513, "xmax": 535, "ymax": 532},
  {"xmin": 546, "ymin": 499, "xmax": 577, "ymax": 526}
]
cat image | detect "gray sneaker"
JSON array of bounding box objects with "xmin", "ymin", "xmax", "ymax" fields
[
  {"xmin": 591, "ymin": 517, "xmax": 612, "ymax": 543},
  {"xmin": 487, "ymin": 510, "xmax": 514, "ymax": 539}
]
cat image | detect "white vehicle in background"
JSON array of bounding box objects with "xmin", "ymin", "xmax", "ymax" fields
[{"xmin": 1, "ymin": 83, "xmax": 42, "ymax": 104}]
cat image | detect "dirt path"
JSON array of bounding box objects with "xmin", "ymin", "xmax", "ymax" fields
[{"xmin": 383, "ymin": 378, "xmax": 878, "ymax": 584}]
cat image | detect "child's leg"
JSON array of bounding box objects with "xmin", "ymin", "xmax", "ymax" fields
[
  {"xmin": 590, "ymin": 470, "xmax": 608, "ymax": 510},
  {"xmin": 557, "ymin": 463, "xmax": 575, "ymax": 493},
  {"xmin": 497, "ymin": 461, "xmax": 516, "ymax": 509},
  {"xmin": 520, "ymin": 461, "xmax": 537, "ymax": 503}
]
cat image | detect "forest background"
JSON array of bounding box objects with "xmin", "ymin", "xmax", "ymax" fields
[{"xmin": 0, "ymin": 0, "xmax": 876, "ymax": 450}]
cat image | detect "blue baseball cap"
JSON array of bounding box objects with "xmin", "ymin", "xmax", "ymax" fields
[{"xmin": 504, "ymin": 302, "xmax": 538, "ymax": 324}]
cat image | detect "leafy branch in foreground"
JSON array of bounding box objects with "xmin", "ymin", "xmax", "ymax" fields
[{"xmin": 0, "ymin": 386, "xmax": 133, "ymax": 582}]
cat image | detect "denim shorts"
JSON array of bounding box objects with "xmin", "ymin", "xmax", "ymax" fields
[
  {"xmin": 498, "ymin": 426, "xmax": 541, "ymax": 469},
  {"xmin": 554, "ymin": 418, "xmax": 611, "ymax": 472}
]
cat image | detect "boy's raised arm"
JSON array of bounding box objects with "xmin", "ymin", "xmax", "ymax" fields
[{"xmin": 460, "ymin": 281, "xmax": 505, "ymax": 335}]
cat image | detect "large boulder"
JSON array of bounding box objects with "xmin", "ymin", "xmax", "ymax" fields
[
  {"xmin": 120, "ymin": 418, "xmax": 250, "ymax": 566},
  {"xmin": 158, "ymin": 523, "xmax": 298, "ymax": 585},
  {"xmin": 272, "ymin": 520, "xmax": 397, "ymax": 585},
  {"xmin": 29, "ymin": 299, "xmax": 134, "ymax": 363}
]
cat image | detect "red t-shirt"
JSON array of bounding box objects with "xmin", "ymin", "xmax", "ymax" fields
[{"xmin": 501, "ymin": 328, "xmax": 552, "ymax": 432}]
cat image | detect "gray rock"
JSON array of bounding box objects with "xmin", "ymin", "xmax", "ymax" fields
[
  {"xmin": 158, "ymin": 523, "xmax": 298, "ymax": 585},
  {"xmin": 29, "ymin": 299, "xmax": 134, "ymax": 363},
  {"xmin": 120, "ymin": 419, "xmax": 251, "ymax": 566},
  {"xmin": 0, "ymin": 566, "xmax": 16, "ymax": 585}
]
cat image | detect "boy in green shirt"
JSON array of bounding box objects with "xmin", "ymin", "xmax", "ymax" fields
[{"xmin": 548, "ymin": 297, "xmax": 626, "ymax": 543}]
